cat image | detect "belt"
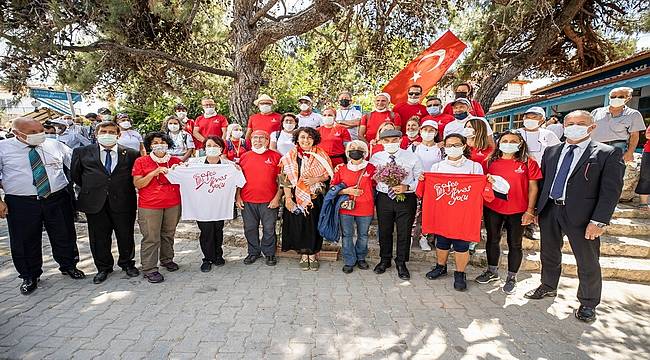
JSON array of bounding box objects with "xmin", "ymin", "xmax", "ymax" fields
[
  {"xmin": 6, "ymin": 188, "xmax": 68, "ymax": 201},
  {"xmin": 603, "ymin": 140, "xmax": 627, "ymax": 145},
  {"xmin": 552, "ymin": 199, "xmax": 565, "ymax": 206}
]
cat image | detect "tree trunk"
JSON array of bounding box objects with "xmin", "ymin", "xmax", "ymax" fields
[{"xmin": 475, "ymin": 65, "xmax": 527, "ymax": 112}]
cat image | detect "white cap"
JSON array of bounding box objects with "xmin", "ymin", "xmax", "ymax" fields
[
  {"xmin": 420, "ymin": 120, "xmax": 438, "ymax": 129},
  {"xmin": 50, "ymin": 118, "xmax": 68, "ymax": 126},
  {"xmin": 298, "ymin": 96, "xmax": 312, "ymax": 103},
  {"xmin": 491, "ymin": 175, "xmax": 511, "ymax": 195},
  {"xmin": 524, "ymin": 106, "xmax": 546, "ymax": 117}
]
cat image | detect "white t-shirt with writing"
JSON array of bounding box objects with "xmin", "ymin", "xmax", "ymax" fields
[{"xmin": 166, "ymin": 164, "xmax": 246, "ymax": 221}]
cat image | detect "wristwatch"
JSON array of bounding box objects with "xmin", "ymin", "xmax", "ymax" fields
[{"xmin": 589, "ymin": 220, "xmax": 608, "ymax": 228}]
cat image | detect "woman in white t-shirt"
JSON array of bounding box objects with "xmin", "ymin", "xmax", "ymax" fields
[
  {"xmin": 164, "ymin": 115, "xmax": 195, "ymax": 161},
  {"xmin": 116, "ymin": 113, "xmax": 145, "ymax": 155},
  {"xmin": 270, "ymin": 113, "xmax": 297, "ymax": 156}
]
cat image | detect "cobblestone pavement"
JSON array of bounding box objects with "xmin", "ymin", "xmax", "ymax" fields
[{"xmin": 0, "ymin": 221, "xmax": 649, "ymax": 360}]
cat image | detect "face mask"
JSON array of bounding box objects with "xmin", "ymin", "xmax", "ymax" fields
[
  {"xmin": 383, "ymin": 143, "xmax": 400, "ymax": 154},
  {"xmin": 499, "ymin": 142, "xmax": 520, "ymax": 154},
  {"xmin": 406, "ymin": 130, "xmax": 419, "ymax": 138},
  {"xmin": 407, "ymin": 98, "xmax": 420, "ymax": 105},
  {"xmin": 609, "ymin": 98, "xmax": 626, "ymax": 107},
  {"xmin": 205, "ymin": 147, "xmax": 222, "ymax": 157},
  {"xmin": 299, "ymin": 103, "xmax": 310, "ymax": 112},
  {"xmin": 252, "ymin": 146, "xmax": 267, "ymax": 154},
  {"xmin": 45, "ymin": 134, "xmax": 57, "ymax": 140},
  {"xmin": 564, "ymin": 125, "xmax": 590, "ymax": 141},
  {"xmin": 119, "ymin": 121, "xmax": 131, "ymax": 129},
  {"xmin": 231, "ymin": 130, "xmax": 243, "ymax": 139},
  {"xmin": 103, "ymin": 115, "xmax": 114, "ymax": 122},
  {"xmin": 454, "ymin": 112, "xmax": 469, "ymax": 121},
  {"xmin": 168, "ymin": 124, "xmax": 180, "ymax": 132},
  {"xmin": 19, "ymin": 131, "xmax": 46, "ymax": 146},
  {"xmin": 283, "ymin": 123, "xmax": 295, "ymax": 131},
  {"xmin": 445, "ymin": 146, "xmax": 464, "ymax": 158},
  {"xmin": 421, "ymin": 131, "xmax": 436, "ymax": 142},
  {"xmin": 175, "ymin": 111, "xmax": 187, "ymax": 120},
  {"xmin": 463, "ymin": 127, "xmax": 475, "ymax": 138},
  {"xmin": 151, "ymin": 144, "xmax": 168, "ymax": 154},
  {"xmin": 339, "ymin": 99, "xmax": 351, "ymax": 107},
  {"xmin": 348, "ymin": 150, "xmax": 365, "ymax": 160},
  {"xmin": 323, "ymin": 116, "xmax": 335, "ymax": 125},
  {"xmin": 455, "ymin": 91, "xmax": 468, "ymax": 99},
  {"xmin": 523, "ymin": 119, "xmax": 540, "ymax": 130},
  {"xmin": 427, "ymin": 106, "xmax": 441, "ymax": 115},
  {"xmin": 97, "ymin": 134, "xmax": 118, "ymax": 147},
  {"xmin": 259, "ymin": 104, "xmax": 272, "ymax": 113},
  {"xmin": 203, "ymin": 107, "xmax": 216, "ymax": 116}
]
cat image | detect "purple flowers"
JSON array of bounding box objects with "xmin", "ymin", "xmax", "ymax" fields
[{"xmin": 373, "ymin": 162, "xmax": 409, "ymax": 201}]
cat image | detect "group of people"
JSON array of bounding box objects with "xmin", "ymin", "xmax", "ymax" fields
[{"xmin": 0, "ymin": 83, "xmax": 647, "ymax": 325}]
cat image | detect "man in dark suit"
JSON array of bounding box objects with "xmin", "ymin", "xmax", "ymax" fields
[
  {"xmin": 525, "ymin": 110, "xmax": 625, "ymax": 323},
  {"xmin": 71, "ymin": 121, "xmax": 141, "ymax": 284}
]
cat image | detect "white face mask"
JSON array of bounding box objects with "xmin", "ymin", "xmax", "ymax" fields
[
  {"xmin": 20, "ymin": 131, "xmax": 46, "ymax": 146},
  {"xmin": 609, "ymin": 97, "xmax": 626, "ymax": 108},
  {"xmin": 299, "ymin": 103, "xmax": 310, "ymax": 112},
  {"xmin": 168, "ymin": 124, "xmax": 180, "ymax": 132},
  {"xmin": 445, "ymin": 146, "xmax": 464, "ymax": 158},
  {"xmin": 203, "ymin": 107, "xmax": 216, "ymax": 116},
  {"xmin": 283, "ymin": 123, "xmax": 295, "ymax": 132},
  {"xmin": 252, "ymin": 146, "xmax": 267, "ymax": 154},
  {"xmin": 119, "ymin": 121, "xmax": 131, "ymax": 129},
  {"xmin": 175, "ymin": 111, "xmax": 187, "ymax": 120},
  {"xmin": 406, "ymin": 130, "xmax": 419, "ymax": 138},
  {"xmin": 499, "ymin": 142, "xmax": 520, "ymax": 154},
  {"xmin": 407, "ymin": 97, "xmax": 420, "ymax": 105},
  {"xmin": 45, "ymin": 134, "xmax": 57, "ymax": 140},
  {"xmin": 463, "ymin": 127, "xmax": 475, "ymax": 138},
  {"xmin": 259, "ymin": 104, "xmax": 272, "ymax": 113},
  {"xmin": 564, "ymin": 124, "xmax": 590, "ymax": 141},
  {"xmin": 231, "ymin": 130, "xmax": 243, "ymax": 139},
  {"xmin": 523, "ymin": 119, "xmax": 540, "ymax": 130},
  {"xmin": 97, "ymin": 134, "xmax": 118, "ymax": 147},
  {"xmin": 421, "ymin": 131, "xmax": 436, "ymax": 142},
  {"xmin": 323, "ymin": 116, "xmax": 335, "ymax": 125},
  {"xmin": 151, "ymin": 144, "xmax": 168, "ymax": 154},
  {"xmin": 383, "ymin": 142, "xmax": 400, "ymax": 154},
  {"xmin": 205, "ymin": 146, "xmax": 222, "ymax": 157}
]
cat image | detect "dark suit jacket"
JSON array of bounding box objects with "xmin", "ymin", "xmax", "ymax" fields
[
  {"xmin": 71, "ymin": 144, "xmax": 140, "ymax": 214},
  {"xmin": 536, "ymin": 140, "xmax": 624, "ymax": 226}
]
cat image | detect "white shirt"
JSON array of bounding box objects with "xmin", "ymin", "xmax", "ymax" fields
[
  {"xmin": 336, "ymin": 108, "xmax": 363, "ymax": 140},
  {"xmin": 369, "ymin": 149, "xmax": 423, "ymax": 194},
  {"xmin": 166, "ymin": 163, "xmax": 246, "ymax": 221},
  {"xmin": 271, "ymin": 130, "xmax": 295, "ymax": 156},
  {"xmin": 443, "ymin": 118, "xmax": 493, "ymax": 139},
  {"xmin": 549, "ymin": 139, "xmax": 590, "ymax": 201},
  {"xmin": 297, "ymin": 112, "xmax": 324, "ymax": 129},
  {"xmin": 430, "ymin": 156, "xmax": 484, "ymax": 175},
  {"xmin": 118, "ymin": 130, "xmax": 143, "ymax": 151},
  {"xmin": 168, "ymin": 131, "xmax": 195, "ymax": 156},
  {"xmin": 99, "ymin": 144, "xmax": 118, "ymax": 172},
  {"xmin": 0, "ymin": 138, "xmax": 72, "ymax": 195},
  {"xmin": 517, "ymin": 128, "xmax": 561, "ymax": 164},
  {"xmin": 58, "ymin": 131, "xmax": 91, "ymax": 149},
  {"xmin": 546, "ymin": 123, "xmax": 564, "ymax": 139},
  {"xmin": 412, "ymin": 143, "xmax": 443, "ymax": 172}
]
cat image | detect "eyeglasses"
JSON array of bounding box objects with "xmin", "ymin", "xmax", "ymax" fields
[
  {"xmin": 408, "ymin": 92, "xmax": 421, "ymax": 96},
  {"xmin": 445, "ymin": 143, "xmax": 464, "ymax": 148}
]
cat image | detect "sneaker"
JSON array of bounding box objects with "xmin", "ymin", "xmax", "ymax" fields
[
  {"xmin": 454, "ymin": 271, "xmax": 467, "ymax": 291},
  {"xmin": 342, "ymin": 265, "xmax": 354, "ymax": 274},
  {"xmin": 419, "ymin": 236, "xmax": 432, "ymax": 251},
  {"xmin": 475, "ymin": 270, "xmax": 500, "ymax": 284},
  {"xmin": 200, "ymin": 261, "xmax": 212, "ymax": 273},
  {"xmin": 299, "ymin": 258, "xmax": 310, "ymax": 271},
  {"xmin": 502, "ymin": 277, "xmax": 517, "ymax": 294},
  {"xmin": 161, "ymin": 261, "xmax": 179, "ymax": 272},
  {"xmin": 265, "ymin": 255, "xmax": 277, "ymax": 266},
  {"xmin": 356, "ymin": 260, "xmax": 370, "ymax": 270},
  {"xmin": 425, "ymin": 264, "xmax": 447, "ymax": 280},
  {"xmin": 144, "ymin": 271, "xmax": 164, "ymax": 283},
  {"xmin": 309, "ymin": 259, "xmax": 320, "ymax": 271}
]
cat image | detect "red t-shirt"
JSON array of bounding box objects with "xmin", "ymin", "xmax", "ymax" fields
[
  {"xmin": 331, "ymin": 164, "xmax": 376, "ymax": 217},
  {"xmin": 421, "ymin": 114, "xmax": 455, "ymax": 142},
  {"xmin": 225, "ymin": 139, "xmax": 249, "ymax": 163},
  {"xmin": 442, "ymin": 99, "xmax": 486, "ymax": 117},
  {"xmin": 318, "ymin": 125, "xmax": 351, "ymax": 166},
  {"xmin": 194, "ymin": 114, "xmax": 229, "ymax": 149},
  {"xmin": 393, "ymin": 103, "xmax": 428, "ymax": 132},
  {"xmin": 470, "ymin": 146, "xmax": 493, "ymax": 173},
  {"xmin": 486, "ymin": 158, "xmax": 542, "ymax": 215},
  {"xmin": 239, "ymin": 150, "xmax": 282, "ymax": 203},
  {"xmin": 132, "ymin": 156, "xmax": 182, "ymax": 209},
  {"xmin": 360, "ymin": 111, "xmax": 402, "ymax": 141},
  {"xmin": 247, "ymin": 112, "xmax": 282, "ymax": 136},
  {"xmin": 369, "ymin": 143, "xmax": 384, "ymax": 157},
  {"xmin": 400, "ymin": 135, "xmax": 422, "ymax": 150}
]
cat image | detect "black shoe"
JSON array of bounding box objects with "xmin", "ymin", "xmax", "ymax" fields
[
  {"xmin": 243, "ymin": 255, "xmax": 260, "ymax": 265},
  {"xmin": 574, "ymin": 305, "xmax": 597, "ymax": 323},
  {"xmin": 213, "ymin": 258, "xmax": 226, "ymax": 267},
  {"xmin": 454, "ymin": 271, "xmax": 467, "ymax": 291},
  {"xmin": 265, "ymin": 255, "xmax": 277, "ymax": 266},
  {"xmin": 124, "ymin": 267, "xmax": 140, "ymax": 277},
  {"xmin": 342, "ymin": 265, "xmax": 354, "ymax": 274},
  {"xmin": 356, "ymin": 260, "xmax": 370, "ymax": 270},
  {"xmin": 93, "ymin": 270, "xmax": 111, "ymax": 284},
  {"xmin": 61, "ymin": 267, "xmax": 86, "ymax": 279},
  {"xmin": 373, "ymin": 261, "xmax": 391, "ymax": 274},
  {"xmin": 396, "ymin": 263, "xmax": 410, "ymax": 280},
  {"xmin": 20, "ymin": 278, "xmax": 38, "ymax": 295},
  {"xmin": 200, "ymin": 261, "xmax": 212, "ymax": 273},
  {"xmin": 524, "ymin": 285, "xmax": 557, "ymax": 300},
  {"xmin": 523, "ymin": 224, "xmax": 538, "ymax": 240},
  {"xmin": 425, "ymin": 264, "xmax": 447, "ymax": 280}
]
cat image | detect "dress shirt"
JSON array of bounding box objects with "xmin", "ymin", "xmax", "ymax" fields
[
  {"xmin": 100, "ymin": 144, "xmax": 119, "ymax": 172},
  {"xmin": 549, "ymin": 138, "xmax": 591, "ymax": 201},
  {"xmin": 0, "ymin": 137, "xmax": 71, "ymax": 196},
  {"xmin": 369, "ymin": 148, "xmax": 423, "ymax": 194}
]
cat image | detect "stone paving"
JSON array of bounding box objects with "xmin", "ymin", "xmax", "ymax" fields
[{"xmin": 0, "ymin": 221, "xmax": 649, "ymax": 360}]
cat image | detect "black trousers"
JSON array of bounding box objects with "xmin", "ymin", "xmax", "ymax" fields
[
  {"xmin": 197, "ymin": 220, "xmax": 225, "ymax": 262},
  {"xmin": 5, "ymin": 190, "xmax": 79, "ymax": 279},
  {"xmin": 483, "ymin": 207, "xmax": 524, "ymax": 273},
  {"xmin": 375, "ymin": 192, "xmax": 417, "ymax": 263},
  {"xmin": 86, "ymin": 200, "xmax": 136, "ymax": 272},
  {"xmin": 539, "ymin": 203, "xmax": 602, "ymax": 307}
]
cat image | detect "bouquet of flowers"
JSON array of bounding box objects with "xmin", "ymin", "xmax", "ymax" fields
[{"xmin": 373, "ymin": 162, "xmax": 409, "ymax": 201}]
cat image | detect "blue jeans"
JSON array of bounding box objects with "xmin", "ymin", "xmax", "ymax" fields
[{"xmin": 340, "ymin": 214, "xmax": 372, "ymax": 266}]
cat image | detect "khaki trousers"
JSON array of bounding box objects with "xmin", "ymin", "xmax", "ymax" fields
[{"xmin": 138, "ymin": 205, "xmax": 181, "ymax": 273}]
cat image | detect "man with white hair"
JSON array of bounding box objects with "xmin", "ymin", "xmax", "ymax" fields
[
  {"xmin": 296, "ymin": 96, "xmax": 323, "ymax": 129},
  {"xmin": 516, "ymin": 106, "xmax": 561, "ymax": 164},
  {"xmin": 590, "ymin": 86, "xmax": 646, "ymax": 162},
  {"xmin": 358, "ymin": 92, "xmax": 402, "ymax": 142}
]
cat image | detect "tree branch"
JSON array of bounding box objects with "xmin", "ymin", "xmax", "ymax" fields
[{"xmin": 249, "ymin": 0, "xmax": 281, "ymax": 26}]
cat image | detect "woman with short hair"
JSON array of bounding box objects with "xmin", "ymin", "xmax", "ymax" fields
[
  {"xmin": 224, "ymin": 123, "xmax": 249, "ymax": 163},
  {"xmin": 164, "ymin": 115, "xmax": 195, "ymax": 161},
  {"xmin": 270, "ymin": 113, "xmax": 298, "ymax": 156}
]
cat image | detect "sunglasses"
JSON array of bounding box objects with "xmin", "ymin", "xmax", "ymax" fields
[{"xmin": 408, "ymin": 92, "xmax": 421, "ymax": 96}]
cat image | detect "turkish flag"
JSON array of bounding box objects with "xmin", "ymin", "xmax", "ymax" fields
[{"xmin": 383, "ymin": 31, "xmax": 466, "ymax": 105}]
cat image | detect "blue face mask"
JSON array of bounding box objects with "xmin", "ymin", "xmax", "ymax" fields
[
  {"xmin": 454, "ymin": 112, "xmax": 469, "ymax": 121},
  {"xmin": 427, "ymin": 106, "xmax": 441, "ymax": 115}
]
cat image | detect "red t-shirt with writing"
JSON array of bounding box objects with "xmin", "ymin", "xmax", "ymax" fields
[
  {"xmin": 225, "ymin": 139, "xmax": 249, "ymax": 163},
  {"xmin": 331, "ymin": 164, "xmax": 376, "ymax": 217},
  {"xmin": 421, "ymin": 113, "xmax": 455, "ymax": 142},
  {"xmin": 400, "ymin": 135, "xmax": 422, "ymax": 150},
  {"xmin": 470, "ymin": 146, "xmax": 493, "ymax": 174},
  {"xmin": 361, "ymin": 111, "xmax": 402, "ymax": 141},
  {"xmin": 442, "ymin": 99, "xmax": 486, "ymax": 117},
  {"xmin": 393, "ymin": 103, "xmax": 428, "ymax": 132},
  {"xmin": 247, "ymin": 112, "xmax": 282, "ymax": 136},
  {"xmin": 239, "ymin": 150, "xmax": 282, "ymax": 203},
  {"xmin": 486, "ymin": 158, "xmax": 542, "ymax": 215},
  {"xmin": 194, "ymin": 114, "xmax": 229, "ymax": 149},
  {"xmin": 318, "ymin": 125, "xmax": 351, "ymax": 166},
  {"xmin": 132, "ymin": 156, "xmax": 182, "ymax": 209}
]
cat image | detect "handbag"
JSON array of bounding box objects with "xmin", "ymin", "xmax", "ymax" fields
[{"xmin": 340, "ymin": 168, "xmax": 366, "ymax": 211}]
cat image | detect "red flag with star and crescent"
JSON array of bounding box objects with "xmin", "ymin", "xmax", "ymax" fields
[{"xmin": 383, "ymin": 30, "xmax": 466, "ymax": 105}]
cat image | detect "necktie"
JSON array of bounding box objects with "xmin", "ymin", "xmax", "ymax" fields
[
  {"xmin": 28, "ymin": 146, "xmax": 51, "ymax": 198},
  {"xmin": 389, "ymin": 154, "xmax": 396, "ymax": 164},
  {"xmin": 387, "ymin": 154, "xmax": 397, "ymax": 199},
  {"xmin": 104, "ymin": 149, "xmax": 113, "ymax": 174},
  {"xmin": 550, "ymin": 145, "xmax": 578, "ymax": 200}
]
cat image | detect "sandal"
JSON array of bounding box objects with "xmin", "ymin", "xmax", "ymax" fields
[
  {"xmin": 299, "ymin": 256, "xmax": 310, "ymax": 271},
  {"xmin": 309, "ymin": 256, "xmax": 319, "ymax": 271}
]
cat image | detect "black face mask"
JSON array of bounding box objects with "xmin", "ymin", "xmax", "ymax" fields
[
  {"xmin": 455, "ymin": 91, "xmax": 469, "ymax": 99},
  {"xmin": 339, "ymin": 99, "xmax": 351, "ymax": 107},
  {"xmin": 348, "ymin": 150, "xmax": 365, "ymax": 160}
]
